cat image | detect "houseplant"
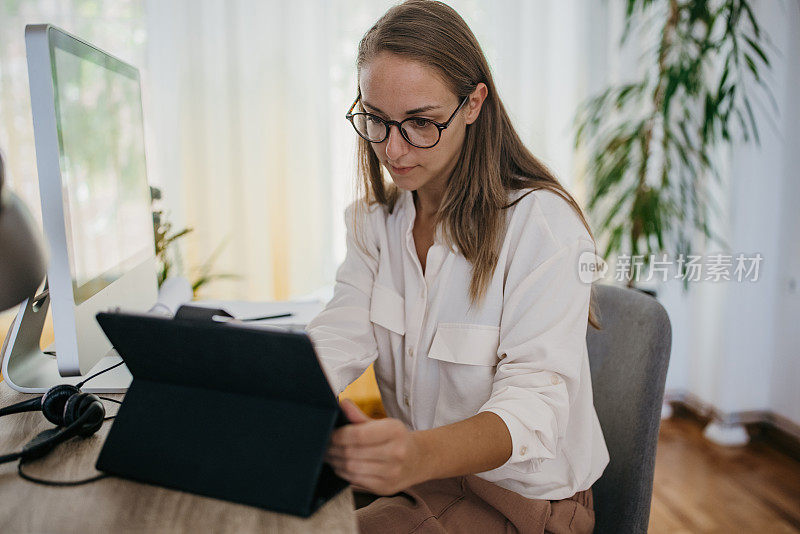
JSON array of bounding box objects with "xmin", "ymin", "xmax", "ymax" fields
[
  {"xmin": 574, "ymin": 0, "xmax": 776, "ymax": 288},
  {"xmin": 151, "ymin": 186, "xmax": 238, "ymax": 296}
]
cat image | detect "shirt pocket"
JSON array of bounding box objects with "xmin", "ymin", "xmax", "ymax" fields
[
  {"xmin": 428, "ymin": 323, "xmax": 500, "ymax": 366},
  {"xmin": 427, "ymin": 323, "xmax": 500, "ymax": 426}
]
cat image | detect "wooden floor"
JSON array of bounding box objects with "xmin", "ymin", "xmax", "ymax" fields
[{"xmin": 649, "ymin": 412, "xmax": 800, "ymax": 533}]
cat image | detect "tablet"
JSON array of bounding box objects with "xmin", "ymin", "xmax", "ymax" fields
[{"xmin": 95, "ymin": 309, "xmax": 349, "ymax": 517}]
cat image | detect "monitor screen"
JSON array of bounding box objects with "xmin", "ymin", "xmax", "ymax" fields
[{"xmin": 51, "ymin": 31, "xmax": 154, "ymax": 305}]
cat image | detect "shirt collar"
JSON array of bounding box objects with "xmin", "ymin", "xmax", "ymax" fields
[
  {"xmin": 401, "ymin": 189, "xmax": 457, "ymax": 253},
  {"xmin": 401, "ymin": 188, "xmax": 415, "ymax": 215}
]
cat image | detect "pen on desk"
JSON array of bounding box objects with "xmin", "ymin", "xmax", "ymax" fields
[{"xmin": 238, "ymin": 312, "xmax": 294, "ymax": 322}]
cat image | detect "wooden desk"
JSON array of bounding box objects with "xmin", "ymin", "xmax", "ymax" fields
[{"xmin": 0, "ymin": 382, "xmax": 357, "ymax": 533}]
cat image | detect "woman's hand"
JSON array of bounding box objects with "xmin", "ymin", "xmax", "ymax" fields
[{"xmin": 324, "ymin": 399, "xmax": 428, "ymax": 496}]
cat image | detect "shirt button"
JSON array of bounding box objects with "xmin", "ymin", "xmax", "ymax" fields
[
  {"xmin": 550, "ymin": 374, "xmax": 560, "ymax": 385},
  {"xmin": 520, "ymin": 446, "xmax": 528, "ymax": 456},
  {"xmin": 407, "ymin": 347, "xmax": 414, "ymax": 358},
  {"xmin": 403, "ymin": 394, "xmax": 410, "ymax": 407}
]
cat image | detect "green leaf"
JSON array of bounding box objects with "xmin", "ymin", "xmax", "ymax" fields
[
  {"xmin": 603, "ymin": 224, "xmax": 625, "ymax": 260},
  {"xmin": 716, "ymin": 59, "xmax": 730, "ymax": 97},
  {"xmin": 598, "ymin": 184, "xmax": 637, "ymax": 233},
  {"xmin": 741, "ymin": 1, "xmax": 762, "ymax": 39},
  {"xmin": 162, "ymin": 227, "xmax": 193, "ymax": 247},
  {"xmin": 742, "ymin": 96, "xmax": 760, "ymax": 145},
  {"xmin": 744, "ymin": 35, "xmax": 770, "ymax": 66},
  {"xmin": 743, "ymin": 53, "xmax": 760, "ymax": 81}
]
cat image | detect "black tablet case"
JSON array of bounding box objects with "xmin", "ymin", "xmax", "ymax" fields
[{"xmin": 94, "ymin": 309, "xmax": 349, "ymax": 517}]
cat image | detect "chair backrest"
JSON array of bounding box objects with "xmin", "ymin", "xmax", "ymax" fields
[{"xmin": 586, "ymin": 284, "xmax": 672, "ymax": 534}]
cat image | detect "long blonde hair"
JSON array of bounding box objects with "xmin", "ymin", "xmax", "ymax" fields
[{"xmin": 353, "ymin": 0, "xmax": 599, "ymax": 328}]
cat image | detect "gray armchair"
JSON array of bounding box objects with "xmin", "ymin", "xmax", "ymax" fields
[{"xmin": 587, "ymin": 284, "xmax": 672, "ymax": 533}]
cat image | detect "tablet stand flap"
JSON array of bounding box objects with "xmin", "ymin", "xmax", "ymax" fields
[
  {"xmin": 174, "ymin": 305, "xmax": 234, "ymax": 322},
  {"xmin": 97, "ymin": 379, "xmax": 344, "ymax": 517}
]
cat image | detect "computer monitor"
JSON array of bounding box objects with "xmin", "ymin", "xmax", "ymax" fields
[{"xmin": 0, "ymin": 24, "xmax": 158, "ymax": 392}]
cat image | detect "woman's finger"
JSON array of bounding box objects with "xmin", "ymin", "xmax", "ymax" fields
[
  {"xmin": 330, "ymin": 418, "xmax": 406, "ymax": 447},
  {"xmin": 327, "ymin": 456, "xmax": 388, "ymax": 478},
  {"xmin": 326, "ymin": 441, "xmax": 405, "ymax": 463}
]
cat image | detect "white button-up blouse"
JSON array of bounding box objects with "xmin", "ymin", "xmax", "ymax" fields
[{"xmin": 306, "ymin": 187, "xmax": 609, "ymax": 500}]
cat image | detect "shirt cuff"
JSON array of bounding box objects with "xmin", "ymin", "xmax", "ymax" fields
[
  {"xmin": 480, "ymin": 407, "xmax": 543, "ymax": 473},
  {"xmin": 310, "ymin": 344, "xmax": 347, "ymax": 396}
]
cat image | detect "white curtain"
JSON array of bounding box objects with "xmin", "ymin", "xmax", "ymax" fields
[
  {"xmin": 0, "ymin": 0, "xmax": 631, "ymax": 301},
  {"xmin": 141, "ymin": 0, "xmax": 625, "ymax": 301}
]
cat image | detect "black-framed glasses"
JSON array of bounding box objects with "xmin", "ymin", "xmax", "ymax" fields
[{"xmin": 345, "ymin": 94, "xmax": 469, "ymax": 149}]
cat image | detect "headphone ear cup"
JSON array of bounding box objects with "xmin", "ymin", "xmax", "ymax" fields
[
  {"xmin": 41, "ymin": 384, "xmax": 80, "ymax": 426},
  {"xmin": 63, "ymin": 393, "xmax": 105, "ymax": 437}
]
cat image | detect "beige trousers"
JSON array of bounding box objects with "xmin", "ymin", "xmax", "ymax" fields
[{"xmin": 355, "ymin": 475, "xmax": 594, "ymax": 534}]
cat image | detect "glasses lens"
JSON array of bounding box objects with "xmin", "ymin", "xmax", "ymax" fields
[
  {"xmin": 401, "ymin": 119, "xmax": 440, "ymax": 148},
  {"xmin": 352, "ymin": 114, "xmax": 387, "ymax": 142}
]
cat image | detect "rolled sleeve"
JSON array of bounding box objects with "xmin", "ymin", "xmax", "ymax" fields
[
  {"xmin": 306, "ymin": 202, "xmax": 380, "ymax": 395},
  {"xmin": 478, "ymin": 237, "xmax": 594, "ymax": 473}
]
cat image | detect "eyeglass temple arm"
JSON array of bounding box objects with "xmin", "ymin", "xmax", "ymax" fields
[
  {"xmin": 346, "ymin": 94, "xmax": 361, "ymax": 118},
  {"xmin": 441, "ymin": 95, "xmax": 470, "ymax": 128}
]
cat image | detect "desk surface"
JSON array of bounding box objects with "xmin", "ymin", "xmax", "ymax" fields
[{"xmin": 0, "ymin": 382, "xmax": 357, "ymax": 533}]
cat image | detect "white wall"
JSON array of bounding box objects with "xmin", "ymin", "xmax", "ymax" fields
[
  {"xmin": 769, "ymin": 0, "xmax": 800, "ymax": 426},
  {"xmin": 661, "ymin": 0, "xmax": 800, "ymax": 426}
]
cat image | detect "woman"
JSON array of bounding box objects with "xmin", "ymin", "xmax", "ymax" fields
[{"xmin": 306, "ymin": 1, "xmax": 609, "ymax": 532}]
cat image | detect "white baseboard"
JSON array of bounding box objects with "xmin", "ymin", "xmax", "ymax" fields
[{"xmin": 664, "ymin": 389, "xmax": 800, "ymax": 445}]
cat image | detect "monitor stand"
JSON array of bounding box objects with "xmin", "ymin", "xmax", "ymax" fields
[{"xmin": 1, "ymin": 283, "xmax": 132, "ymax": 393}]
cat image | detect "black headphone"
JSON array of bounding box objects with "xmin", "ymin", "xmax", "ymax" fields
[{"xmin": 0, "ymin": 384, "xmax": 106, "ymax": 465}]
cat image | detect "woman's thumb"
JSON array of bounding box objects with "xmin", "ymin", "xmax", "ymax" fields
[{"xmin": 340, "ymin": 398, "xmax": 371, "ymax": 424}]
